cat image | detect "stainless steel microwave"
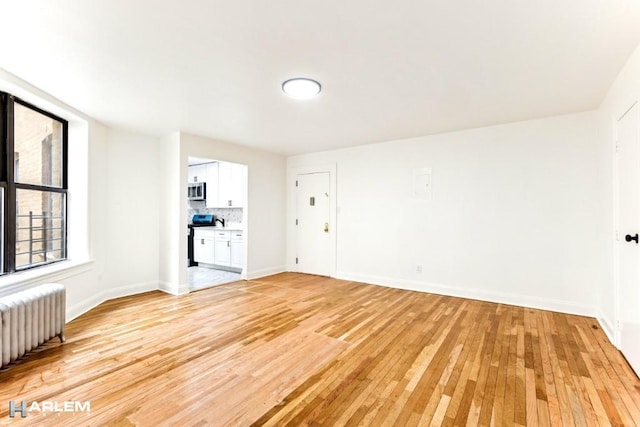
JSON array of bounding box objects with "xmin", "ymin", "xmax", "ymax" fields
[{"xmin": 188, "ymin": 182, "xmax": 206, "ymax": 201}]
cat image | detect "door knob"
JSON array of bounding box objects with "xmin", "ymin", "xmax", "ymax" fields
[
  {"xmin": 625, "ymin": 233, "xmax": 639, "ymax": 244},
  {"xmin": 324, "ymin": 223, "xmax": 329, "ymax": 233}
]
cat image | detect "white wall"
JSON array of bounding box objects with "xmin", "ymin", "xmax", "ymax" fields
[
  {"xmin": 103, "ymin": 128, "xmax": 161, "ymax": 290},
  {"xmin": 0, "ymin": 68, "xmax": 286, "ymax": 320},
  {"xmin": 0, "ymin": 68, "xmax": 161, "ymax": 320},
  {"xmin": 288, "ymin": 111, "xmax": 609, "ymax": 316},
  {"xmin": 596, "ymin": 42, "xmax": 640, "ymax": 342}
]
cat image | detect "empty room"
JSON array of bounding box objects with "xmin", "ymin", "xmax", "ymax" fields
[{"xmin": 0, "ymin": 1, "xmax": 639, "ymax": 425}]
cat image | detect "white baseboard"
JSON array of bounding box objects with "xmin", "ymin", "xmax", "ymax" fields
[
  {"xmin": 596, "ymin": 310, "xmax": 618, "ymax": 348},
  {"xmin": 246, "ymin": 265, "xmax": 286, "ymax": 280},
  {"xmin": 158, "ymin": 281, "xmax": 191, "ymax": 296},
  {"xmin": 67, "ymin": 281, "xmax": 159, "ymax": 321},
  {"xmin": 335, "ymin": 271, "xmax": 596, "ymax": 318}
]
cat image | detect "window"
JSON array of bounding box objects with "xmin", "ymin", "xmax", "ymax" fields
[{"xmin": 0, "ymin": 91, "xmax": 68, "ymax": 274}]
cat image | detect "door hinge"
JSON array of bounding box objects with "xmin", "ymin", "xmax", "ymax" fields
[
  {"xmin": 295, "ymin": 180, "xmax": 298, "ymax": 187},
  {"xmin": 295, "ymin": 257, "xmax": 298, "ymax": 264},
  {"xmin": 295, "ymin": 219, "xmax": 298, "ymax": 225},
  {"xmin": 616, "ymin": 230, "xmax": 619, "ymax": 241}
]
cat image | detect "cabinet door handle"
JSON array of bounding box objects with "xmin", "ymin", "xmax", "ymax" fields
[
  {"xmin": 201, "ymin": 239, "xmax": 204, "ymax": 244},
  {"xmin": 228, "ymin": 200, "xmax": 232, "ymax": 206}
]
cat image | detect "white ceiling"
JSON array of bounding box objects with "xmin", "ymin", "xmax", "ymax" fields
[{"xmin": 1, "ymin": 1, "xmax": 639, "ymax": 155}]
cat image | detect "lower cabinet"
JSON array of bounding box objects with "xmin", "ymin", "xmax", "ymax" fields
[
  {"xmin": 230, "ymin": 232, "xmax": 244, "ymax": 269},
  {"xmin": 195, "ymin": 229, "xmax": 243, "ymax": 270},
  {"xmin": 193, "ymin": 229, "xmax": 215, "ymax": 264},
  {"xmin": 214, "ymin": 231, "xmax": 231, "ymax": 266}
]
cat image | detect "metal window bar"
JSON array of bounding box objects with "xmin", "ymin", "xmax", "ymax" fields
[{"xmin": 16, "ymin": 211, "xmax": 64, "ymax": 267}]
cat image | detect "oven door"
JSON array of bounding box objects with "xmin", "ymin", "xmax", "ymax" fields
[{"xmin": 187, "ymin": 226, "xmax": 197, "ymax": 267}]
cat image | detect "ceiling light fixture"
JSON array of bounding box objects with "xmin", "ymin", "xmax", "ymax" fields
[{"xmin": 282, "ymin": 78, "xmax": 321, "ymax": 99}]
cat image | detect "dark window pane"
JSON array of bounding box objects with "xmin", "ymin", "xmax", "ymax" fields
[
  {"xmin": 0, "ymin": 187, "xmax": 3, "ymax": 274},
  {"xmin": 14, "ymin": 103, "xmax": 63, "ymax": 187},
  {"xmin": 15, "ymin": 189, "xmax": 65, "ymax": 269}
]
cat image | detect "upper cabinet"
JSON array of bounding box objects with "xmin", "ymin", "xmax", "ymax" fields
[
  {"xmin": 217, "ymin": 162, "xmax": 244, "ymax": 208},
  {"xmin": 189, "ymin": 161, "xmax": 244, "ymax": 208},
  {"xmin": 188, "ymin": 164, "xmax": 206, "ymax": 183},
  {"xmin": 205, "ymin": 163, "xmax": 219, "ymax": 208}
]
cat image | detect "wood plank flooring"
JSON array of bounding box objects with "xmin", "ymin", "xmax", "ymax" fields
[{"xmin": 0, "ymin": 273, "xmax": 638, "ymax": 426}]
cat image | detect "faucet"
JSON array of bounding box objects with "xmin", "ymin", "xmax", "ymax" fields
[{"xmin": 215, "ymin": 217, "xmax": 225, "ymax": 227}]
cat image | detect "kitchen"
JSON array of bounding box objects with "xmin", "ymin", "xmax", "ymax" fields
[{"xmin": 187, "ymin": 157, "xmax": 247, "ymax": 290}]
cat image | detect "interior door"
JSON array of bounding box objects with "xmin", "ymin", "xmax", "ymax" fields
[
  {"xmin": 617, "ymin": 101, "xmax": 640, "ymax": 377},
  {"xmin": 296, "ymin": 172, "xmax": 331, "ymax": 276}
]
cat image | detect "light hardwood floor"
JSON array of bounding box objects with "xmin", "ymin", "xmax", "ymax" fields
[{"xmin": 0, "ymin": 273, "xmax": 638, "ymax": 426}]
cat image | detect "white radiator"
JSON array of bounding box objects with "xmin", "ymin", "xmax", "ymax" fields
[{"xmin": 0, "ymin": 283, "xmax": 65, "ymax": 367}]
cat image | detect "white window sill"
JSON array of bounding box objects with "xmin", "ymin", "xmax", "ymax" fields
[{"xmin": 0, "ymin": 258, "xmax": 95, "ymax": 296}]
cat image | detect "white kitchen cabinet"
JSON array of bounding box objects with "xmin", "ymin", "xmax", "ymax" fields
[
  {"xmin": 213, "ymin": 231, "xmax": 231, "ymax": 266},
  {"xmin": 205, "ymin": 162, "xmax": 219, "ymax": 208},
  {"xmin": 230, "ymin": 231, "xmax": 244, "ymax": 269},
  {"xmin": 188, "ymin": 164, "xmax": 206, "ymax": 183},
  {"xmin": 230, "ymin": 163, "xmax": 244, "ymax": 207},
  {"xmin": 193, "ymin": 229, "xmax": 215, "ymax": 264},
  {"xmin": 201, "ymin": 161, "xmax": 244, "ymax": 208},
  {"xmin": 217, "ymin": 162, "xmax": 244, "ymax": 207}
]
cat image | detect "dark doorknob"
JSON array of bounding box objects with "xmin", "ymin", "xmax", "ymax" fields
[{"xmin": 625, "ymin": 233, "xmax": 639, "ymax": 243}]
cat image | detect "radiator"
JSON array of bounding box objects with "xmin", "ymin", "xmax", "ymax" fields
[{"xmin": 0, "ymin": 283, "xmax": 66, "ymax": 368}]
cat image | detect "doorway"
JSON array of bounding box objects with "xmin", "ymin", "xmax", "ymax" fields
[
  {"xmin": 615, "ymin": 101, "xmax": 640, "ymax": 376},
  {"xmin": 295, "ymin": 172, "xmax": 332, "ymax": 276},
  {"xmin": 187, "ymin": 156, "xmax": 247, "ymax": 291}
]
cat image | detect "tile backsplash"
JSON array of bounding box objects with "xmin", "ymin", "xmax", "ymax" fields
[{"xmin": 188, "ymin": 202, "xmax": 243, "ymax": 225}]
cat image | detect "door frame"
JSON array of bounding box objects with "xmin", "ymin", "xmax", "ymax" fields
[
  {"xmin": 182, "ymin": 156, "xmax": 249, "ymax": 293},
  {"xmin": 613, "ymin": 100, "xmax": 639, "ymax": 348},
  {"xmin": 287, "ymin": 163, "xmax": 337, "ymax": 277}
]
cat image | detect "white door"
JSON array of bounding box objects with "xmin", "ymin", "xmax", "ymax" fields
[
  {"xmin": 296, "ymin": 172, "xmax": 331, "ymax": 276},
  {"xmin": 617, "ymin": 102, "xmax": 640, "ymax": 376}
]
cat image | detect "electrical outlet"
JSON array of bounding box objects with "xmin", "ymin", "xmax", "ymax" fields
[{"xmin": 416, "ymin": 265, "xmax": 422, "ymax": 273}]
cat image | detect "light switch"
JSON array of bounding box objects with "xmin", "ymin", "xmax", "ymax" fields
[{"xmin": 413, "ymin": 168, "xmax": 432, "ymax": 200}]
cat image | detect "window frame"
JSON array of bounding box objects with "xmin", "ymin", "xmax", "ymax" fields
[{"xmin": 0, "ymin": 91, "xmax": 69, "ymax": 274}]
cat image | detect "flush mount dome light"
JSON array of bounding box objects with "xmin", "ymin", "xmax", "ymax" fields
[{"xmin": 282, "ymin": 78, "xmax": 321, "ymax": 99}]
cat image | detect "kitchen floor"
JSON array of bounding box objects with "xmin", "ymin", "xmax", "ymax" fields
[{"xmin": 188, "ymin": 267, "xmax": 242, "ymax": 291}]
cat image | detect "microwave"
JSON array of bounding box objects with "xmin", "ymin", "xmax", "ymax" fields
[{"xmin": 188, "ymin": 182, "xmax": 206, "ymax": 201}]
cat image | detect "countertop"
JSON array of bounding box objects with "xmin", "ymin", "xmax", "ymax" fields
[{"xmin": 189, "ymin": 225, "xmax": 244, "ymax": 232}]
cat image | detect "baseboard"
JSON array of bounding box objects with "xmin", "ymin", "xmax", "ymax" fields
[
  {"xmin": 67, "ymin": 280, "xmax": 159, "ymax": 321},
  {"xmin": 246, "ymin": 265, "xmax": 286, "ymax": 280},
  {"xmin": 67, "ymin": 292, "xmax": 104, "ymax": 322},
  {"xmin": 596, "ymin": 310, "xmax": 618, "ymax": 348},
  {"xmin": 103, "ymin": 281, "xmax": 158, "ymax": 301},
  {"xmin": 335, "ymin": 271, "xmax": 596, "ymax": 318},
  {"xmin": 158, "ymin": 281, "xmax": 176, "ymax": 295}
]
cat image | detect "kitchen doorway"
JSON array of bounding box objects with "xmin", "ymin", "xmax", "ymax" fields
[{"xmin": 187, "ymin": 156, "xmax": 247, "ymax": 291}]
